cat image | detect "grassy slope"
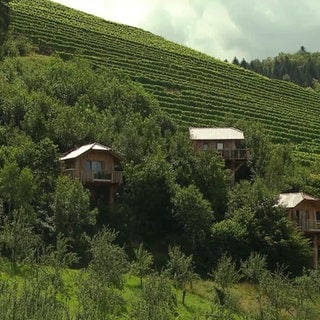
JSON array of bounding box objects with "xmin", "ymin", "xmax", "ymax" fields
[
  {"xmin": 0, "ymin": 263, "xmax": 255, "ymax": 319},
  {"xmin": 9, "ymin": 0, "xmax": 320, "ymax": 163},
  {"xmin": 0, "ymin": 260, "xmax": 215, "ymax": 319}
]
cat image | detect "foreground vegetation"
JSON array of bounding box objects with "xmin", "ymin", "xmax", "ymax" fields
[
  {"xmin": 7, "ymin": 0, "xmax": 320, "ymax": 163},
  {"xmin": 1, "ymin": 233, "xmax": 320, "ymax": 320}
]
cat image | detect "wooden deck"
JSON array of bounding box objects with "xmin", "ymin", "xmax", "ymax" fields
[
  {"xmin": 218, "ymin": 149, "xmax": 248, "ymax": 160},
  {"xmin": 64, "ymin": 169, "xmax": 123, "ymax": 184},
  {"xmin": 298, "ymin": 219, "xmax": 320, "ymax": 233}
]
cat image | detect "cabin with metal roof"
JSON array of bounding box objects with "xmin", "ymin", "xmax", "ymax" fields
[
  {"xmin": 279, "ymin": 192, "xmax": 320, "ymax": 269},
  {"xmin": 279, "ymin": 192, "xmax": 320, "ymax": 232},
  {"xmin": 189, "ymin": 127, "xmax": 247, "ymax": 161},
  {"xmin": 60, "ymin": 143, "xmax": 123, "ymax": 206},
  {"xmin": 189, "ymin": 127, "xmax": 248, "ymax": 183}
]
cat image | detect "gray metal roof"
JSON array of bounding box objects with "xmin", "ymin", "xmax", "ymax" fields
[
  {"xmin": 60, "ymin": 143, "xmax": 113, "ymax": 161},
  {"xmin": 189, "ymin": 127, "xmax": 245, "ymax": 140},
  {"xmin": 278, "ymin": 192, "xmax": 319, "ymax": 208}
]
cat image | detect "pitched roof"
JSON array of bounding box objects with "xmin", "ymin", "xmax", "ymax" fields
[
  {"xmin": 189, "ymin": 127, "xmax": 245, "ymax": 140},
  {"xmin": 278, "ymin": 192, "xmax": 319, "ymax": 209},
  {"xmin": 60, "ymin": 143, "xmax": 119, "ymax": 161}
]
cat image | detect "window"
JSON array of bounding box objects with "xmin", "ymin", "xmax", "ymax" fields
[
  {"xmin": 316, "ymin": 211, "xmax": 320, "ymax": 221},
  {"xmin": 216, "ymin": 142, "xmax": 224, "ymax": 150},
  {"xmin": 85, "ymin": 160, "xmax": 103, "ymax": 173},
  {"xmin": 85, "ymin": 160, "xmax": 91, "ymax": 172},
  {"xmin": 203, "ymin": 143, "xmax": 208, "ymax": 150},
  {"xmin": 92, "ymin": 161, "xmax": 102, "ymax": 173}
]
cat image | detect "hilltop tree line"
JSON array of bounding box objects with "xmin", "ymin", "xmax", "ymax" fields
[{"xmin": 231, "ymin": 47, "xmax": 320, "ymax": 91}]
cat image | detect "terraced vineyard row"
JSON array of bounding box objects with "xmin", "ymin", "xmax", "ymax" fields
[{"xmin": 9, "ymin": 0, "xmax": 320, "ymax": 161}]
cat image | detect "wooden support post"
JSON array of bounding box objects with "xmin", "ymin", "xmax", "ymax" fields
[
  {"xmin": 312, "ymin": 234, "xmax": 319, "ymax": 269},
  {"xmin": 108, "ymin": 184, "xmax": 118, "ymax": 211},
  {"xmin": 230, "ymin": 161, "xmax": 245, "ymax": 185}
]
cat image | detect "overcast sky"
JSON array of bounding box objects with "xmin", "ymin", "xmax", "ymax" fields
[{"xmin": 52, "ymin": 0, "xmax": 320, "ymax": 62}]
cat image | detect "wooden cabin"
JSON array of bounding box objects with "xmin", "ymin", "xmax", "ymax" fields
[
  {"xmin": 189, "ymin": 127, "xmax": 247, "ymax": 159},
  {"xmin": 189, "ymin": 127, "xmax": 248, "ymax": 182},
  {"xmin": 279, "ymin": 192, "xmax": 320, "ymax": 269},
  {"xmin": 59, "ymin": 143, "xmax": 123, "ymax": 205}
]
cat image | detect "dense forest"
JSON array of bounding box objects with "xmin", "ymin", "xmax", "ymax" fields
[
  {"xmin": 1, "ymin": 3, "xmax": 320, "ymax": 319},
  {"xmin": 233, "ymin": 47, "xmax": 320, "ymax": 90}
]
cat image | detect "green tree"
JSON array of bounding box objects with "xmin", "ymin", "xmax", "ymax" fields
[
  {"xmin": 264, "ymin": 143, "xmax": 299, "ymax": 192},
  {"xmin": 122, "ymin": 151, "xmax": 175, "ymax": 243},
  {"xmin": 166, "ymin": 131, "xmax": 195, "ymax": 186},
  {"xmin": 130, "ymin": 273, "xmax": 176, "ymax": 320},
  {"xmin": 165, "ymin": 245, "xmax": 198, "ymax": 305},
  {"xmin": 213, "ymin": 180, "xmax": 311, "ymax": 274},
  {"xmin": 51, "ymin": 176, "xmax": 97, "ymax": 260},
  {"xmin": 88, "ymin": 227, "xmax": 129, "ymax": 288},
  {"xmin": 41, "ymin": 233, "xmax": 78, "ymax": 294},
  {"xmin": 238, "ymin": 121, "xmax": 272, "ymax": 178},
  {"xmin": 76, "ymin": 228, "xmax": 128, "ymax": 318},
  {"xmin": 192, "ymin": 150, "xmax": 228, "ymax": 219},
  {"xmin": 240, "ymin": 251, "xmax": 267, "ymax": 284},
  {"xmin": 0, "ymin": 161, "xmax": 35, "ymax": 214},
  {"xmin": 171, "ymin": 184, "xmax": 213, "ymax": 251},
  {"xmin": 259, "ymin": 267, "xmax": 295, "ymax": 319},
  {"xmin": 0, "ymin": 208, "xmax": 40, "ymax": 269},
  {"xmin": 232, "ymin": 57, "xmax": 239, "ymax": 65},
  {"xmin": 131, "ymin": 243, "xmax": 154, "ymax": 287},
  {"xmin": 209, "ymin": 253, "xmax": 241, "ymax": 308},
  {"xmin": 240, "ymin": 58, "xmax": 248, "ymax": 68},
  {"xmin": 76, "ymin": 271, "xmax": 126, "ymax": 320},
  {"xmin": 293, "ymin": 269, "xmax": 320, "ymax": 320}
]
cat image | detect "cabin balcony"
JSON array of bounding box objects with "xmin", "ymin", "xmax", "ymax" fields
[
  {"xmin": 64, "ymin": 169, "xmax": 123, "ymax": 184},
  {"xmin": 296, "ymin": 219, "xmax": 320, "ymax": 233},
  {"xmin": 218, "ymin": 149, "xmax": 248, "ymax": 160}
]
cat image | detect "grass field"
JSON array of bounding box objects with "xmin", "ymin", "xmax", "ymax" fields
[{"xmin": 0, "ymin": 258, "xmax": 259, "ymax": 319}]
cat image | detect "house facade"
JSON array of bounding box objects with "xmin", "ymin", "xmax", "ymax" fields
[
  {"xmin": 189, "ymin": 127, "xmax": 248, "ymax": 183},
  {"xmin": 279, "ymin": 192, "xmax": 320, "ymax": 269},
  {"xmin": 189, "ymin": 127, "xmax": 247, "ymax": 161},
  {"xmin": 60, "ymin": 143, "xmax": 123, "ymax": 205}
]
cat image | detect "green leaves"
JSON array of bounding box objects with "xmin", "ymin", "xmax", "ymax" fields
[
  {"xmin": 166, "ymin": 245, "xmax": 198, "ymax": 305},
  {"xmin": 88, "ymin": 227, "xmax": 129, "ymax": 289},
  {"xmin": 51, "ymin": 176, "xmax": 97, "ymax": 261},
  {"xmin": 130, "ymin": 273, "xmax": 176, "ymax": 320},
  {"xmin": 171, "ymin": 184, "xmax": 213, "ymax": 249},
  {"xmin": 0, "ymin": 161, "xmax": 35, "ymax": 213},
  {"xmin": 131, "ymin": 243, "xmax": 154, "ymax": 286}
]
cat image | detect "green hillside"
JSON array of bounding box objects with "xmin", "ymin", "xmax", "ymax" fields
[{"xmin": 9, "ymin": 0, "xmax": 320, "ymax": 162}]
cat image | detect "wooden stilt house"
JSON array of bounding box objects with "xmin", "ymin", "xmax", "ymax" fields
[
  {"xmin": 279, "ymin": 192, "xmax": 320, "ymax": 269},
  {"xmin": 189, "ymin": 127, "xmax": 248, "ymax": 182},
  {"xmin": 59, "ymin": 143, "xmax": 123, "ymax": 206}
]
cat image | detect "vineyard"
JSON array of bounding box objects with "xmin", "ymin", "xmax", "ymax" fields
[{"xmin": 9, "ymin": 0, "xmax": 320, "ymax": 162}]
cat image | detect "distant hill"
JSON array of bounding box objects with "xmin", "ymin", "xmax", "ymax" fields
[{"xmin": 9, "ymin": 0, "xmax": 320, "ymax": 163}]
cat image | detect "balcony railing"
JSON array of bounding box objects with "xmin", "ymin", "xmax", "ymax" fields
[
  {"xmin": 218, "ymin": 149, "xmax": 248, "ymax": 160},
  {"xmin": 64, "ymin": 169, "xmax": 123, "ymax": 184},
  {"xmin": 296, "ymin": 219, "xmax": 320, "ymax": 232}
]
